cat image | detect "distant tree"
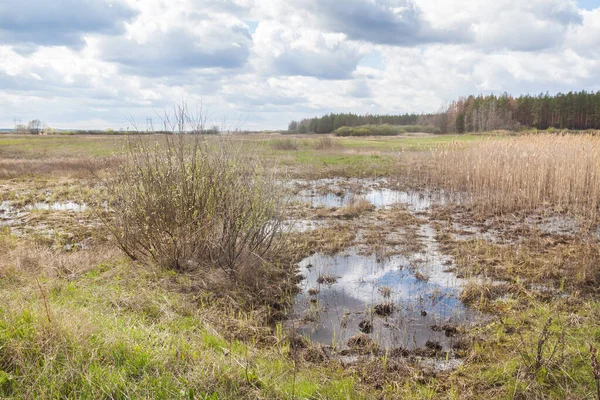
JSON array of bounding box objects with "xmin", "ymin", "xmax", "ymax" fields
[
  {"xmin": 308, "ymin": 118, "xmax": 318, "ymax": 133},
  {"xmin": 204, "ymin": 125, "xmax": 220, "ymax": 135},
  {"xmin": 14, "ymin": 124, "xmax": 28, "ymax": 134},
  {"xmin": 456, "ymin": 113, "xmax": 465, "ymax": 134},
  {"xmin": 290, "ymin": 90, "xmax": 600, "ymax": 135},
  {"xmin": 27, "ymin": 119, "xmax": 45, "ymax": 135},
  {"xmin": 289, "ymin": 112, "xmax": 431, "ymax": 134},
  {"xmin": 288, "ymin": 120, "xmax": 298, "ymax": 132}
]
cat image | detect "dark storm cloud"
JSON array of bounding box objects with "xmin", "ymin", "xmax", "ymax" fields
[
  {"xmin": 294, "ymin": 0, "xmax": 472, "ymax": 46},
  {"xmin": 0, "ymin": 0, "xmax": 138, "ymax": 48}
]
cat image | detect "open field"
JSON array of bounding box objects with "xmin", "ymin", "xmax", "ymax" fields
[
  {"xmin": 0, "ymin": 133, "xmax": 491, "ymax": 180},
  {"xmin": 1, "ymin": 132, "xmax": 600, "ymax": 399}
]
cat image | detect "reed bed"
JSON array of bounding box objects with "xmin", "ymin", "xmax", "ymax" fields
[{"xmin": 424, "ymin": 134, "xmax": 600, "ymax": 222}]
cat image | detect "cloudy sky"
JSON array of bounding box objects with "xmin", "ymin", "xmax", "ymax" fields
[{"xmin": 1, "ymin": 0, "xmax": 599, "ymax": 130}]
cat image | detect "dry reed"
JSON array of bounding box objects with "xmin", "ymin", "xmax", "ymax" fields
[{"xmin": 423, "ymin": 134, "xmax": 600, "ymax": 222}]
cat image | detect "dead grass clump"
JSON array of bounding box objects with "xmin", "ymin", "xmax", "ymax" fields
[
  {"xmin": 313, "ymin": 137, "xmax": 340, "ymax": 150},
  {"xmin": 379, "ymin": 286, "xmax": 392, "ymax": 298},
  {"xmin": 374, "ymin": 302, "xmax": 394, "ymax": 317},
  {"xmin": 316, "ymin": 274, "xmax": 338, "ymax": 285},
  {"xmin": 335, "ymin": 197, "xmax": 375, "ymax": 218},
  {"xmin": 459, "ymin": 282, "xmax": 509, "ymax": 305},
  {"xmin": 301, "ymin": 345, "xmax": 328, "ymax": 363},
  {"xmin": 283, "ymin": 224, "xmax": 356, "ymax": 259},
  {"xmin": 347, "ymin": 333, "xmax": 377, "ymax": 353},
  {"xmin": 423, "ymin": 134, "xmax": 600, "ymax": 223},
  {"xmin": 414, "ymin": 271, "xmax": 429, "ymax": 282},
  {"xmin": 0, "ymin": 233, "xmax": 122, "ymax": 283}
]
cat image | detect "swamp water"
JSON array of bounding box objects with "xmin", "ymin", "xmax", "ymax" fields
[
  {"xmin": 293, "ymin": 178, "xmax": 443, "ymax": 212},
  {"xmin": 1, "ymin": 201, "xmax": 88, "ymax": 227},
  {"xmin": 290, "ymin": 179, "xmax": 475, "ymax": 351}
]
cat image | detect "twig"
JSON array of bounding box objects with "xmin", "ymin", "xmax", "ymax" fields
[
  {"xmin": 36, "ymin": 278, "xmax": 52, "ymax": 324},
  {"xmin": 590, "ymin": 344, "xmax": 600, "ymax": 400}
]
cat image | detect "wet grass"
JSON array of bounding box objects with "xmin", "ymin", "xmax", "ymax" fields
[
  {"xmin": 0, "ymin": 231, "xmax": 360, "ymax": 399},
  {"xmin": 2, "ymin": 132, "xmax": 600, "ymax": 399}
]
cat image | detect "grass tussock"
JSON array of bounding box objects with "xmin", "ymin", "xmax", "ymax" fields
[
  {"xmin": 312, "ymin": 136, "xmax": 340, "ymax": 150},
  {"xmin": 425, "ymin": 134, "xmax": 600, "ymax": 222},
  {"xmin": 335, "ymin": 197, "xmax": 375, "ymax": 218}
]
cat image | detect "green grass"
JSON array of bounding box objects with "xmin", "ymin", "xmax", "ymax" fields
[
  {"xmin": 449, "ymin": 299, "xmax": 600, "ymax": 399},
  {"xmin": 0, "ymin": 135, "xmax": 125, "ymax": 157},
  {"xmin": 0, "ymin": 241, "xmax": 364, "ymax": 399},
  {"xmin": 0, "ymin": 133, "xmax": 494, "ymax": 160}
]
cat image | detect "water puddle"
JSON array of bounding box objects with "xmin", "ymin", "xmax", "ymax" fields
[
  {"xmin": 294, "ymin": 178, "xmax": 443, "ymax": 212},
  {"xmin": 25, "ymin": 202, "xmax": 88, "ymax": 212},
  {"xmin": 291, "ymin": 225, "xmax": 477, "ymax": 351},
  {"xmin": 282, "ymin": 219, "xmax": 327, "ymax": 233},
  {"xmin": 1, "ymin": 201, "xmax": 88, "ymax": 228},
  {"xmin": 0, "ymin": 201, "xmax": 25, "ymax": 226}
]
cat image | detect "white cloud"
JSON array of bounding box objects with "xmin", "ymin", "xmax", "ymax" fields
[
  {"xmin": 252, "ymin": 21, "xmax": 368, "ymax": 79},
  {"xmin": 0, "ymin": 0, "xmax": 137, "ymax": 48},
  {"xmin": 0, "ymin": 0, "xmax": 599, "ymax": 129}
]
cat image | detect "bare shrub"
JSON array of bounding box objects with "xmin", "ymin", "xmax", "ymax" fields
[{"xmin": 101, "ymin": 112, "xmax": 284, "ymax": 280}]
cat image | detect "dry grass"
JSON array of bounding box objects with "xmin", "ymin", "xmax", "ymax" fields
[
  {"xmin": 335, "ymin": 196, "xmax": 375, "ymax": 218},
  {"xmin": 312, "ymin": 136, "xmax": 340, "ymax": 150},
  {"xmin": 270, "ymin": 138, "xmax": 299, "ymax": 150},
  {"xmin": 423, "ymin": 134, "xmax": 600, "ymax": 223},
  {"xmin": 454, "ymin": 236, "xmax": 600, "ymax": 293},
  {"xmin": 0, "ymin": 156, "xmax": 121, "ymax": 179}
]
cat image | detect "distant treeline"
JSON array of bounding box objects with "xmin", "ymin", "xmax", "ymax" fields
[
  {"xmin": 289, "ymin": 90, "xmax": 600, "ymax": 135},
  {"xmin": 441, "ymin": 91, "xmax": 600, "ymax": 133},
  {"xmin": 287, "ymin": 113, "xmax": 436, "ymax": 134},
  {"xmin": 334, "ymin": 124, "xmax": 440, "ymax": 136}
]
